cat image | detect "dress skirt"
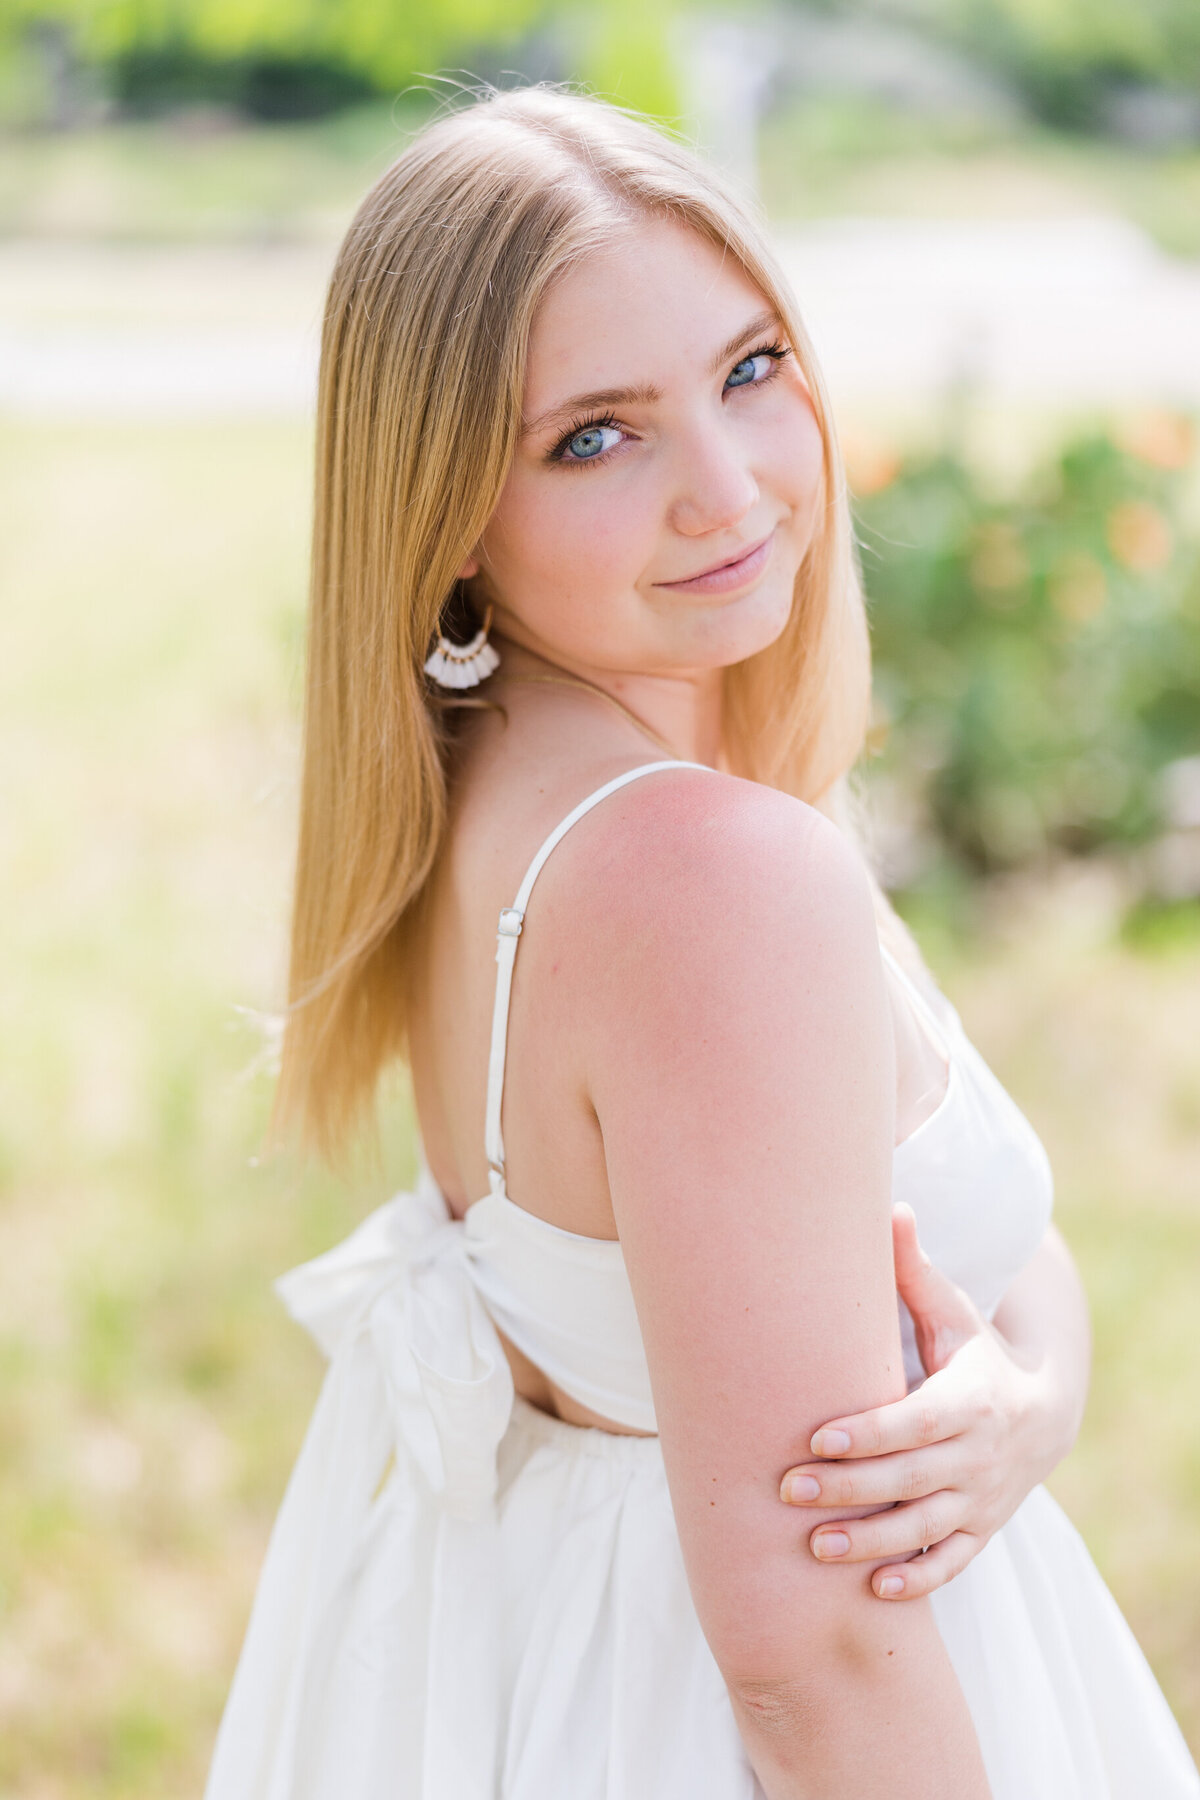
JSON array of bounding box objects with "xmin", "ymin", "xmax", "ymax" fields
[{"xmin": 207, "ymin": 1386, "xmax": 1200, "ymax": 1799}]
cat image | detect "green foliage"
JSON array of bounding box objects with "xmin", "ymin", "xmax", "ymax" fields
[
  {"xmin": 1119, "ymin": 895, "xmax": 1200, "ymax": 955},
  {"xmin": 1, "ymin": 0, "xmax": 543, "ymax": 73},
  {"xmin": 572, "ymin": 0, "xmax": 683, "ymax": 120},
  {"xmin": 857, "ymin": 415, "xmax": 1200, "ymax": 876},
  {"xmin": 833, "ymin": 0, "xmax": 1200, "ymax": 129},
  {"xmin": 0, "ymin": 0, "xmax": 548, "ymax": 121},
  {"xmin": 7, "ymin": 0, "xmax": 1198, "ymax": 128},
  {"xmin": 0, "ymin": 0, "xmax": 685, "ymax": 121},
  {"xmin": 943, "ymin": 0, "xmax": 1200, "ymax": 100},
  {"xmin": 108, "ymin": 47, "xmax": 378, "ymax": 119}
]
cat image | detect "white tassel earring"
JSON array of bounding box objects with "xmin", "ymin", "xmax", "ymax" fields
[{"xmin": 423, "ymin": 602, "xmax": 501, "ymax": 690}]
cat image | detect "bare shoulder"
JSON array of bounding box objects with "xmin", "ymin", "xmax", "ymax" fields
[{"xmin": 542, "ymin": 765, "xmax": 882, "ymax": 997}]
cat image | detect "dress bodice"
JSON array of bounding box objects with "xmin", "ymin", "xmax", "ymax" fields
[
  {"xmin": 884, "ymin": 948, "xmax": 1054, "ymax": 1386},
  {"xmin": 450, "ymin": 938, "xmax": 1054, "ymax": 1429},
  {"xmin": 277, "ymin": 761, "xmax": 1054, "ymax": 1457}
]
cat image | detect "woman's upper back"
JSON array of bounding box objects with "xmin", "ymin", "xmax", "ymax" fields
[
  {"xmin": 408, "ymin": 682, "xmax": 1053, "ymax": 1417},
  {"xmin": 409, "ymin": 683, "xmax": 952, "ymax": 1249},
  {"xmin": 406, "ymin": 690, "xmax": 706, "ymax": 1246}
]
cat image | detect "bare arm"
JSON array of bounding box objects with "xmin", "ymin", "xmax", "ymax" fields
[{"xmin": 579, "ymin": 777, "xmax": 991, "ymax": 1800}]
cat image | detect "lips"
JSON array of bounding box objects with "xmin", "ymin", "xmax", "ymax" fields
[{"xmin": 654, "ymin": 530, "xmax": 775, "ymax": 595}]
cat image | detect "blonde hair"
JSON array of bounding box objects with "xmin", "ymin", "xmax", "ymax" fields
[{"xmin": 276, "ymin": 85, "xmax": 871, "ymax": 1158}]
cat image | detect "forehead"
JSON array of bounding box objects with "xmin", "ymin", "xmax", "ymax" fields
[{"xmin": 523, "ymin": 216, "xmax": 770, "ymax": 410}]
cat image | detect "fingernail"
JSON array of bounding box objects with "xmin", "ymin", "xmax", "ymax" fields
[
  {"xmin": 877, "ymin": 1575, "xmax": 904, "ymax": 1597},
  {"xmin": 812, "ymin": 1530, "xmax": 850, "ymax": 1559},
  {"xmin": 810, "ymin": 1428, "xmax": 851, "ymax": 1456},
  {"xmin": 781, "ymin": 1474, "xmax": 821, "ymax": 1503}
]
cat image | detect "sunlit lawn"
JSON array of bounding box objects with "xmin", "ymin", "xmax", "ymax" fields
[
  {"xmin": 1, "ymin": 417, "xmax": 1197, "ymax": 1795},
  {"xmin": 3, "ymin": 95, "xmax": 1200, "ymax": 255}
]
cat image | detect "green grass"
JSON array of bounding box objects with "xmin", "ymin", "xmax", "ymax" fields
[
  {"xmin": 0, "ymin": 417, "xmax": 1197, "ymax": 1792},
  {"xmin": 0, "ymin": 100, "xmax": 432, "ymax": 245},
  {"xmin": 760, "ymin": 93, "xmax": 1200, "ymax": 257},
  {"xmin": 942, "ymin": 893, "xmax": 1200, "ymax": 1739},
  {"xmin": 0, "ymin": 418, "xmax": 417, "ymax": 1797},
  {"xmin": 2, "ymin": 91, "xmax": 1200, "ymax": 254}
]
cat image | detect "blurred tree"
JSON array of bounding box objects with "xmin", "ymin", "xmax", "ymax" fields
[
  {"xmin": 0, "ymin": 0, "xmax": 685, "ymax": 120},
  {"xmin": 573, "ymin": 0, "xmax": 682, "ymax": 121},
  {"xmin": 0, "ymin": 0, "xmax": 538, "ymax": 79},
  {"xmin": 937, "ymin": 0, "xmax": 1200, "ymax": 129},
  {"xmin": 794, "ymin": 0, "xmax": 1200, "ymax": 130}
]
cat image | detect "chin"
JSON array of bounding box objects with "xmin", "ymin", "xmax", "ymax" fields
[{"xmin": 685, "ymin": 575, "xmax": 798, "ymax": 668}]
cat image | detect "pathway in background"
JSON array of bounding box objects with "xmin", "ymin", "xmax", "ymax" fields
[{"xmin": 3, "ymin": 215, "xmax": 1199, "ymax": 422}]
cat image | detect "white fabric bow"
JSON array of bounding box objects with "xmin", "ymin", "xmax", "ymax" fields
[{"xmin": 203, "ymin": 1164, "xmax": 515, "ymax": 1800}]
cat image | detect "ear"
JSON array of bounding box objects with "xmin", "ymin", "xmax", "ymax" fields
[{"xmin": 456, "ymin": 554, "xmax": 480, "ymax": 581}]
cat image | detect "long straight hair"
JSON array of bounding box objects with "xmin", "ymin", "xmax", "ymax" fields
[{"xmin": 275, "ymin": 86, "xmax": 872, "ymax": 1159}]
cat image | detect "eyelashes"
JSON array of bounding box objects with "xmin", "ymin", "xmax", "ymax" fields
[
  {"xmin": 728, "ymin": 341, "xmax": 792, "ymax": 386},
  {"xmin": 548, "ymin": 410, "xmax": 621, "ymax": 467},
  {"xmin": 546, "ymin": 341, "xmax": 793, "ymax": 469}
]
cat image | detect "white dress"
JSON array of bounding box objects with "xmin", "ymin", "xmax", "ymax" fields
[{"xmin": 205, "ymin": 761, "xmax": 1200, "ymax": 1799}]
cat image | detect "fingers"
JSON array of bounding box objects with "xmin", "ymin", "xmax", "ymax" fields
[
  {"xmin": 807, "ymin": 1381, "xmax": 961, "ymax": 1460},
  {"xmin": 890, "ymin": 1200, "xmax": 930, "ymax": 1285},
  {"xmin": 872, "ymin": 1531, "xmax": 979, "ymax": 1600},
  {"xmin": 780, "ymin": 1444, "xmax": 955, "ymax": 1509},
  {"xmin": 891, "ymin": 1202, "xmax": 982, "ymax": 1373},
  {"xmin": 808, "ymin": 1493, "xmax": 963, "ymax": 1565}
]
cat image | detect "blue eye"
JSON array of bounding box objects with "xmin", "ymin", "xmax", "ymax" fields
[
  {"xmin": 562, "ymin": 422, "xmax": 622, "ymax": 462},
  {"xmin": 726, "ymin": 351, "xmax": 778, "ymax": 389}
]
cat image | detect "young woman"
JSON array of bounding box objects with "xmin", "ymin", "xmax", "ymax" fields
[{"xmin": 205, "ymin": 87, "xmax": 1200, "ymax": 1799}]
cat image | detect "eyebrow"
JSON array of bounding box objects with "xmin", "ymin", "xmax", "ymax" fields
[{"xmin": 522, "ymin": 308, "xmax": 784, "ymax": 438}]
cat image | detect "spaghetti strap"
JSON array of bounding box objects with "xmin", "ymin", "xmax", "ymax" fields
[{"xmin": 484, "ymin": 759, "xmax": 711, "ymax": 1186}]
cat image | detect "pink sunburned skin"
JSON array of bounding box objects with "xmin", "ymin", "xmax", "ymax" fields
[{"xmin": 653, "ymin": 530, "xmax": 775, "ymax": 595}]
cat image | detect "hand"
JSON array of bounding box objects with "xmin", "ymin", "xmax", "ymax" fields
[{"xmin": 779, "ymin": 1202, "xmax": 1059, "ymax": 1600}]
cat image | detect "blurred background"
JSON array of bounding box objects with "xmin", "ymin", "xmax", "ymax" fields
[{"xmin": 1, "ymin": 0, "xmax": 1198, "ymax": 1791}]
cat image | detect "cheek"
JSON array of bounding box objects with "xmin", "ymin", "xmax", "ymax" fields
[
  {"xmin": 484, "ymin": 464, "xmax": 658, "ymax": 611},
  {"xmin": 767, "ymin": 392, "xmax": 825, "ymax": 520}
]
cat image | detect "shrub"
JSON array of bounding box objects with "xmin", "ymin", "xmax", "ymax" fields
[{"xmin": 855, "ymin": 413, "xmax": 1200, "ymax": 881}]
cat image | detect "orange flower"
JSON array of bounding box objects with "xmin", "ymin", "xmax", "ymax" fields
[
  {"xmin": 1106, "ymin": 501, "xmax": 1173, "ymax": 572},
  {"xmin": 1114, "ymin": 410, "xmax": 1196, "ymax": 471}
]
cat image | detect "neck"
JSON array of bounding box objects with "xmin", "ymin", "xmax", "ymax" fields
[{"xmin": 489, "ymin": 636, "xmax": 726, "ymax": 769}]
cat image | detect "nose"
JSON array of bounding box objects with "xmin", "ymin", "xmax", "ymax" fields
[{"xmin": 667, "ymin": 420, "xmax": 760, "ymax": 538}]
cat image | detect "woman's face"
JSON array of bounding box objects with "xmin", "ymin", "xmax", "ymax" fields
[{"xmin": 467, "ymin": 216, "xmax": 826, "ymax": 680}]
